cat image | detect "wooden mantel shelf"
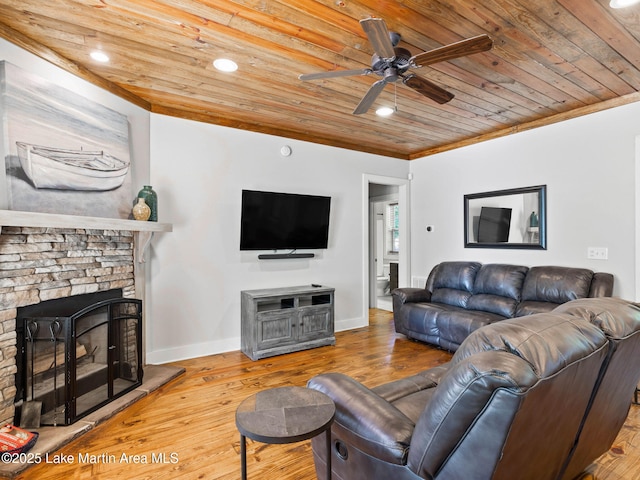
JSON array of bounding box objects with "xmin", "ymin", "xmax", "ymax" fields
[
  {"xmin": 0, "ymin": 209, "xmax": 172, "ymax": 232},
  {"xmin": 0, "ymin": 210, "xmax": 172, "ymax": 262}
]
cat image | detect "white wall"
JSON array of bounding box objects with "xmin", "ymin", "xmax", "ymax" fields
[
  {"xmin": 146, "ymin": 114, "xmax": 409, "ymax": 363},
  {"xmin": 409, "ymin": 103, "xmax": 639, "ymax": 300}
]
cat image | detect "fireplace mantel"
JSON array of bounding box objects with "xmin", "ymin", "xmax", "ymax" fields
[
  {"xmin": 0, "ymin": 209, "xmax": 172, "ymax": 261},
  {"xmin": 0, "ymin": 209, "xmax": 172, "ymax": 232}
]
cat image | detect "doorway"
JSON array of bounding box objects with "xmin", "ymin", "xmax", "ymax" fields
[
  {"xmin": 362, "ymin": 174, "xmax": 410, "ymax": 315},
  {"xmin": 370, "ymin": 185, "xmax": 399, "ymax": 310}
]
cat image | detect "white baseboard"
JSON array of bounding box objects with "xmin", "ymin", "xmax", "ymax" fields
[
  {"xmin": 147, "ymin": 316, "xmax": 369, "ymax": 364},
  {"xmin": 147, "ymin": 337, "xmax": 240, "ymax": 364},
  {"xmin": 335, "ymin": 316, "xmax": 368, "ymax": 332}
]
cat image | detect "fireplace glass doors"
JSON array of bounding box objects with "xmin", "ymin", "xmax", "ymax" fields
[{"xmin": 15, "ymin": 293, "xmax": 142, "ymax": 426}]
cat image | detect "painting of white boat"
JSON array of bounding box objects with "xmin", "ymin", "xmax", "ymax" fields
[
  {"xmin": 2, "ymin": 61, "xmax": 133, "ymax": 218},
  {"xmin": 16, "ymin": 141, "xmax": 130, "ymax": 191}
]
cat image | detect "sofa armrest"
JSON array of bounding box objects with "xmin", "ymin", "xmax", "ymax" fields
[
  {"xmin": 392, "ymin": 287, "xmax": 432, "ymax": 305},
  {"xmin": 391, "ymin": 288, "xmax": 432, "ymax": 336},
  {"xmin": 307, "ymin": 372, "xmax": 415, "ymax": 465},
  {"xmin": 589, "ymin": 272, "xmax": 614, "ymax": 297}
]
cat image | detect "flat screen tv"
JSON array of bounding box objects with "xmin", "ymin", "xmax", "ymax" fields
[
  {"xmin": 477, "ymin": 207, "xmax": 512, "ymax": 243},
  {"xmin": 240, "ymin": 189, "xmax": 331, "ymax": 250}
]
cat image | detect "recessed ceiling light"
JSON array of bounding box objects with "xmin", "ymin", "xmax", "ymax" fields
[
  {"xmin": 90, "ymin": 51, "xmax": 110, "ymax": 63},
  {"xmin": 376, "ymin": 106, "xmax": 395, "ymax": 117},
  {"xmin": 213, "ymin": 58, "xmax": 238, "ymax": 72},
  {"xmin": 610, "ymin": 0, "xmax": 640, "ymax": 7}
]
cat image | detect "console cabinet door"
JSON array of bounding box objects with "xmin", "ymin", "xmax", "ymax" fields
[
  {"xmin": 256, "ymin": 311, "xmax": 297, "ymax": 350},
  {"xmin": 298, "ymin": 307, "xmax": 333, "ymax": 342}
]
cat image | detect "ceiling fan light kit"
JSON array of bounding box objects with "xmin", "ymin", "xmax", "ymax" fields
[
  {"xmin": 299, "ymin": 17, "xmax": 493, "ymax": 115},
  {"xmin": 376, "ymin": 106, "xmax": 395, "ymax": 116}
]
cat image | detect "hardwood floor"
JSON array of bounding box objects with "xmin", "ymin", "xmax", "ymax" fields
[{"xmin": 13, "ymin": 310, "xmax": 640, "ymax": 480}]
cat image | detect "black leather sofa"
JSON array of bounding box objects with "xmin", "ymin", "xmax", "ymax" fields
[
  {"xmin": 307, "ymin": 297, "xmax": 640, "ymax": 480},
  {"xmin": 392, "ymin": 261, "xmax": 614, "ymax": 351}
]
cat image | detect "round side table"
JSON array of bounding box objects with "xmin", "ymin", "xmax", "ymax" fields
[{"xmin": 236, "ymin": 386, "xmax": 335, "ymax": 480}]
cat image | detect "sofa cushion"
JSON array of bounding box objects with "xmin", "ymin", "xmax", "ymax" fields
[
  {"xmin": 464, "ymin": 264, "xmax": 528, "ymax": 318},
  {"xmin": 430, "ymin": 261, "xmax": 481, "ymax": 292},
  {"xmin": 435, "ymin": 306, "xmax": 507, "ymax": 349},
  {"xmin": 467, "ymin": 294, "xmax": 517, "ymax": 318},
  {"xmin": 429, "ymin": 262, "xmax": 481, "ymax": 308},
  {"xmin": 515, "ymin": 300, "xmax": 559, "ymax": 317},
  {"xmin": 521, "ymin": 266, "xmax": 593, "ymax": 304},
  {"xmin": 472, "ymin": 263, "xmax": 529, "ymax": 300},
  {"xmin": 390, "ymin": 389, "xmax": 437, "ymax": 424},
  {"xmin": 430, "ymin": 288, "xmax": 473, "ymax": 308}
]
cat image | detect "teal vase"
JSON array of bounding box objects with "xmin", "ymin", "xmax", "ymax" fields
[
  {"xmin": 529, "ymin": 211, "xmax": 538, "ymax": 228},
  {"xmin": 137, "ymin": 185, "xmax": 157, "ymax": 222}
]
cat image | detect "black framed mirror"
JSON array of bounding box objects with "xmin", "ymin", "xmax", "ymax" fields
[{"xmin": 464, "ymin": 185, "xmax": 546, "ymax": 249}]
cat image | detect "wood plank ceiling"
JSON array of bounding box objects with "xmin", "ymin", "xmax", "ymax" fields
[{"xmin": 1, "ymin": 0, "xmax": 640, "ymax": 159}]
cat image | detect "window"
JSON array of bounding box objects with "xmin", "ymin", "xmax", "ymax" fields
[{"xmin": 387, "ymin": 203, "xmax": 399, "ymax": 253}]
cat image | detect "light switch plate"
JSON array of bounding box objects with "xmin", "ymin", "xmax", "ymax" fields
[{"xmin": 587, "ymin": 247, "xmax": 608, "ymax": 260}]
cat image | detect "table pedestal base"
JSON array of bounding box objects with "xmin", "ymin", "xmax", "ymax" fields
[{"xmin": 239, "ymin": 429, "xmax": 332, "ymax": 480}]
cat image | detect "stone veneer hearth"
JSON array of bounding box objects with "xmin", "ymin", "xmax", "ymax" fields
[{"xmin": 0, "ymin": 226, "xmax": 137, "ymax": 426}]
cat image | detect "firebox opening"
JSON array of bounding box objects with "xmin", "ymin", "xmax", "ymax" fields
[{"xmin": 14, "ymin": 289, "xmax": 143, "ymax": 426}]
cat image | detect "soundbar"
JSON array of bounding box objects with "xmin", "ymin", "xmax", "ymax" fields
[{"xmin": 258, "ymin": 253, "xmax": 315, "ymax": 260}]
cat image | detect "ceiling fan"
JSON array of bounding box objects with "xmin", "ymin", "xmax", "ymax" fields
[{"xmin": 299, "ymin": 18, "xmax": 493, "ymax": 115}]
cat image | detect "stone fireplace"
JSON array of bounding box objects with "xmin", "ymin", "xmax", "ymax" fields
[
  {"xmin": 0, "ymin": 220, "xmax": 154, "ymax": 427},
  {"xmin": 0, "ymin": 211, "xmax": 178, "ymax": 477}
]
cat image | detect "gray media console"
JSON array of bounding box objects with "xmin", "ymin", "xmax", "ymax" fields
[{"xmin": 241, "ymin": 285, "xmax": 335, "ymax": 360}]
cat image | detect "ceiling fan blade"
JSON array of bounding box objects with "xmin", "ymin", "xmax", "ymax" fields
[
  {"xmin": 299, "ymin": 68, "xmax": 373, "ymax": 81},
  {"xmin": 403, "ymin": 74, "xmax": 454, "ymax": 104},
  {"xmin": 353, "ymin": 79, "xmax": 387, "ymax": 115},
  {"xmin": 410, "ymin": 34, "xmax": 493, "ymax": 67},
  {"xmin": 360, "ymin": 18, "xmax": 396, "ymax": 60}
]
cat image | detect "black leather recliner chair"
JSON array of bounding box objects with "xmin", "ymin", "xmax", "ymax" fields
[{"xmin": 307, "ymin": 297, "xmax": 640, "ymax": 480}]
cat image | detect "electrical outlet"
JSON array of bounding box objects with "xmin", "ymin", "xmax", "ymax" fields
[{"xmin": 587, "ymin": 247, "xmax": 608, "ymax": 260}]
